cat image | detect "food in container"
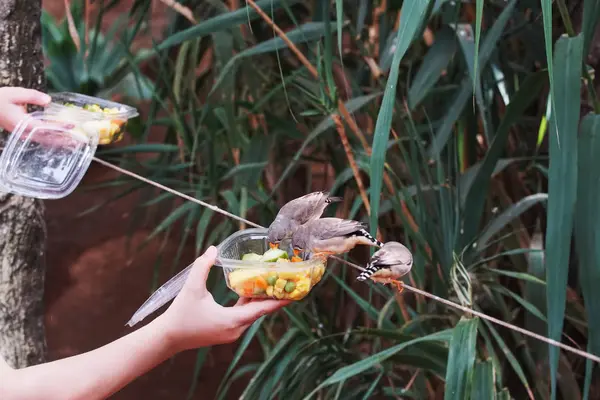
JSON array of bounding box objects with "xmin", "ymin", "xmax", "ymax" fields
[
  {"xmin": 47, "ymin": 92, "xmax": 139, "ymax": 145},
  {"xmin": 224, "ymin": 246, "xmax": 326, "ymax": 301},
  {"xmin": 126, "ymin": 228, "xmax": 328, "ymax": 327}
]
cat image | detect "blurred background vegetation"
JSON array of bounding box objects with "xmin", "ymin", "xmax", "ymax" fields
[{"xmin": 41, "ymin": 0, "xmax": 600, "ymax": 398}]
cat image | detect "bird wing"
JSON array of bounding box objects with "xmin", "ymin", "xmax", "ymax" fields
[
  {"xmin": 279, "ymin": 191, "xmax": 341, "ymax": 223},
  {"xmin": 310, "ymin": 218, "xmax": 366, "ymax": 239},
  {"xmin": 372, "ymin": 244, "xmax": 412, "ymax": 266}
]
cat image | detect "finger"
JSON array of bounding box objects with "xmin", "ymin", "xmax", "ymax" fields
[
  {"xmin": 183, "ymin": 246, "xmax": 218, "ymax": 292},
  {"xmin": 3, "ymin": 88, "xmax": 51, "ymax": 106},
  {"xmin": 0, "ymin": 105, "xmax": 27, "ymax": 132},
  {"xmin": 235, "ymin": 297, "xmax": 252, "ymax": 307},
  {"xmin": 228, "ymin": 299, "xmax": 292, "ymax": 326}
]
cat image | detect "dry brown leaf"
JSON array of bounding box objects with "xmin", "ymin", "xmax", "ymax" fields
[
  {"xmin": 64, "ymin": 0, "xmax": 81, "ymax": 52},
  {"xmin": 159, "ymin": 0, "xmax": 197, "ymax": 24}
]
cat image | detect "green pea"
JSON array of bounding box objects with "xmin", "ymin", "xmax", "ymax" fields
[
  {"xmin": 284, "ymin": 281, "xmax": 296, "ymax": 293},
  {"xmin": 266, "ymin": 275, "xmax": 278, "ymax": 286}
]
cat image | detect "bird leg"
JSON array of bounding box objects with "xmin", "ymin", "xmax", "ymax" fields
[
  {"xmin": 371, "ymin": 276, "xmax": 404, "ymax": 293},
  {"xmin": 389, "ymin": 279, "xmax": 404, "ymax": 294}
]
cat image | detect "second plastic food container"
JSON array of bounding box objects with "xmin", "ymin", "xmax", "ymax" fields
[{"xmin": 0, "ymin": 92, "xmax": 139, "ymax": 199}]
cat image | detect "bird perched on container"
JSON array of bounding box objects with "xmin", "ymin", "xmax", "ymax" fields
[
  {"xmin": 267, "ymin": 191, "xmax": 342, "ymax": 250},
  {"xmin": 356, "ymin": 241, "xmax": 413, "ymax": 293},
  {"xmin": 290, "ymin": 217, "xmax": 383, "ymax": 257}
]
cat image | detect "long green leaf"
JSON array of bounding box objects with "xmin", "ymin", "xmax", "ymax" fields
[
  {"xmin": 271, "ymin": 93, "xmax": 380, "ymax": 194},
  {"xmin": 240, "ymin": 329, "xmax": 299, "ymax": 400},
  {"xmin": 582, "ymin": 1, "xmax": 600, "ymax": 58},
  {"xmin": 574, "ymin": 114, "xmax": 600, "ymax": 400},
  {"xmin": 476, "ymin": 194, "xmax": 548, "ymax": 252},
  {"xmin": 408, "ymin": 26, "xmax": 457, "ymax": 109},
  {"xmin": 307, "ymin": 329, "xmax": 453, "ymax": 397},
  {"xmin": 470, "ymin": 360, "xmax": 495, "ymax": 400},
  {"xmin": 461, "ymin": 70, "xmax": 547, "ymax": 248},
  {"xmin": 473, "ymin": 0, "xmax": 483, "ymax": 89},
  {"xmin": 157, "ymin": 0, "xmax": 300, "ymax": 52},
  {"xmin": 216, "ymin": 316, "xmax": 266, "ymax": 400},
  {"xmin": 428, "ymin": 0, "xmax": 517, "ymax": 157},
  {"xmin": 444, "ymin": 317, "xmax": 478, "ymax": 400},
  {"xmin": 545, "ymin": 33, "xmax": 583, "ymax": 399},
  {"xmin": 97, "ymin": 143, "xmax": 181, "ymax": 155},
  {"xmin": 369, "ymin": 0, "xmax": 431, "ymax": 237},
  {"xmin": 211, "ymin": 22, "xmax": 337, "ymax": 96}
]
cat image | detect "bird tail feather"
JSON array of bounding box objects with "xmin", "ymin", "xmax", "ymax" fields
[
  {"xmin": 357, "ymin": 229, "xmax": 384, "ymax": 247},
  {"xmin": 357, "ymin": 262, "xmax": 380, "ymax": 281}
]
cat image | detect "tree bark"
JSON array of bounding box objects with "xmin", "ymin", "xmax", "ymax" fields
[{"xmin": 0, "ymin": 0, "xmax": 47, "ymax": 368}]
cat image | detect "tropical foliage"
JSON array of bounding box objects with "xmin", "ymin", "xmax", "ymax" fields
[{"xmin": 43, "ymin": 0, "xmax": 600, "ymax": 398}]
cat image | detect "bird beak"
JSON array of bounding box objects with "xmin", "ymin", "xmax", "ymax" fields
[
  {"xmin": 269, "ymin": 242, "xmax": 279, "ymax": 249},
  {"xmin": 293, "ymin": 248, "xmax": 300, "ymax": 256}
]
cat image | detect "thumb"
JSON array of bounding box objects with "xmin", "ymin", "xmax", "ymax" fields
[
  {"xmin": 4, "ymin": 88, "xmax": 51, "ymax": 106},
  {"xmin": 183, "ymin": 246, "xmax": 218, "ymax": 291}
]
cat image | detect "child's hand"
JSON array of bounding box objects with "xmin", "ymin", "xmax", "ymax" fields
[
  {"xmin": 156, "ymin": 246, "xmax": 292, "ymax": 352},
  {"xmin": 0, "ymin": 87, "xmax": 51, "ymax": 132}
]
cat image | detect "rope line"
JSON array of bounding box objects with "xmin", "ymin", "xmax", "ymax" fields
[{"xmin": 92, "ymin": 156, "xmax": 600, "ymax": 364}]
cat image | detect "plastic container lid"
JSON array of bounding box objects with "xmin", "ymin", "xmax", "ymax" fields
[{"xmin": 0, "ymin": 111, "xmax": 98, "ymax": 199}]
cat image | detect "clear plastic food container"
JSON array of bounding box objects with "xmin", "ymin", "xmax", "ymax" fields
[
  {"xmin": 125, "ymin": 228, "xmax": 327, "ymax": 327},
  {"xmin": 218, "ymin": 228, "xmax": 327, "ymax": 300},
  {"xmin": 46, "ymin": 92, "xmax": 139, "ymax": 145},
  {"xmin": 0, "ymin": 111, "xmax": 98, "ymax": 199}
]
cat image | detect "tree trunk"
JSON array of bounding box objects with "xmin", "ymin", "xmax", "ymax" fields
[{"xmin": 0, "ymin": 0, "xmax": 47, "ymax": 368}]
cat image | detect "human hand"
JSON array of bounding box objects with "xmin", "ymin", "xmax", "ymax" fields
[
  {"xmin": 156, "ymin": 246, "xmax": 292, "ymax": 352},
  {"xmin": 0, "ymin": 87, "xmax": 51, "ymax": 132}
]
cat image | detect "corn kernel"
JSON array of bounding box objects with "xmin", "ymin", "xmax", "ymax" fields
[{"xmin": 274, "ymin": 278, "xmax": 287, "ymax": 290}]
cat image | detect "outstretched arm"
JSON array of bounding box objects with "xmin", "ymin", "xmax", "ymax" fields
[{"xmin": 0, "ymin": 246, "xmax": 290, "ymax": 400}]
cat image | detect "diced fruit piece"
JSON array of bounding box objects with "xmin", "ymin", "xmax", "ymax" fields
[
  {"xmin": 266, "ymin": 286, "xmax": 274, "ymax": 296},
  {"xmin": 255, "ymin": 276, "xmax": 268, "ymax": 290},
  {"xmin": 278, "ymin": 271, "xmax": 302, "ymax": 280},
  {"xmin": 274, "ymin": 278, "xmax": 287, "ymax": 291},
  {"xmin": 291, "ymin": 256, "xmax": 303, "ymax": 262},
  {"xmin": 228, "ymin": 269, "xmax": 260, "ymax": 288},
  {"xmin": 260, "ymin": 248, "xmax": 289, "ymax": 262},
  {"xmin": 242, "ymin": 252, "xmax": 262, "ymax": 261}
]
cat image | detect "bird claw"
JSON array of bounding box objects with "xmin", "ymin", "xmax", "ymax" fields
[{"xmin": 391, "ymin": 280, "xmax": 404, "ymax": 293}]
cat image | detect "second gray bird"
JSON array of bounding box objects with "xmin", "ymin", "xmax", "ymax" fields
[
  {"xmin": 356, "ymin": 241, "xmax": 413, "ymax": 293},
  {"xmin": 291, "ymin": 217, "xmax": 383, "ymax": 256}
]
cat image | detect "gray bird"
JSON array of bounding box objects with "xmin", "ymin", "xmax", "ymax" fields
[
  {"xmin": 356, "ymin": 241, "xmax": 413, "ymax": 292},
  {"xmin": 267, "ymin": 191, "xmax": 342, "ymax": 248},
  {"xmin": 290, "ymin": 217, "xmax": 383, "ymax": 256}
]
